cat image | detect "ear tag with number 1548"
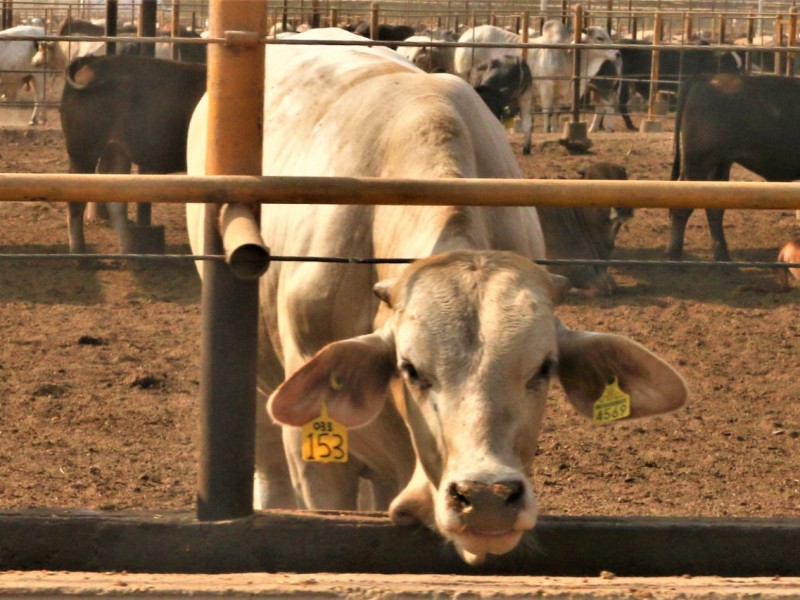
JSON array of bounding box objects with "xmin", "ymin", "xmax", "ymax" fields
[{"xmin": 302, "ymin": 399, "xmax": 349, "ymax": 462}]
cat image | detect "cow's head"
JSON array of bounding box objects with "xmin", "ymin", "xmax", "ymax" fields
[{"xmin": 268, "ymin": 250, "xmax": 687, "ymax": 565}]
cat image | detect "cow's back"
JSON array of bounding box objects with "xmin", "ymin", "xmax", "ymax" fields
[
  {"xmin": 61, "ymin": 55, "xmax": 207, "ymax": 173},
  {"xmin": 187, "ymin": 28, "xmax": 543, "ymax": 374}
]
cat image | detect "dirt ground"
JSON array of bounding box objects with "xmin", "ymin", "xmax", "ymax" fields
[{"xmin": 0, "ymin": 106, "xmax": 799, "ymax": 595}]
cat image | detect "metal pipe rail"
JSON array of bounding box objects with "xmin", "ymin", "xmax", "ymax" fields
[{"xmin": 2, "ymin": 173, "xmax": 800, "ymax": 211}]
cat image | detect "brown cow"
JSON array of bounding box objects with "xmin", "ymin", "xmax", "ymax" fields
[{"xmin": 60, "ymin": 54, "xmax": 206, "ymax": 254}]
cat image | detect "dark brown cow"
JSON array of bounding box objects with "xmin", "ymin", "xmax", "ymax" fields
[
  {"xmin": 60, "ymin": 54, "xmax": 206, "ymax": 253},
  {"xmin": 670, "ymin": 73, "xmax": 800, "ymax": 261},
  {"xmin": 537, "ymin": 162, "xmax": 631, "ymax": 296}
]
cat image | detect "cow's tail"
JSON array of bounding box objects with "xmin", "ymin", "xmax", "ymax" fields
[
  {"xmin": 671, "ymin": 75, "xmax": 700, "ymax": 181},
  {"xmin": 64, "ymin": 55, "xmax": 103, "ymax": 91}
]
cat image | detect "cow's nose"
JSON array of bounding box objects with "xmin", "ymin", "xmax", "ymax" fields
[{"xmin": 446, "ymin": 479, "xmax": 526, "ymax": 531}]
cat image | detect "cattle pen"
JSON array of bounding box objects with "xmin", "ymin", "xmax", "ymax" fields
[{"xmin": 0, "ymin": 0, "xmax": 800, "ymax": 591}]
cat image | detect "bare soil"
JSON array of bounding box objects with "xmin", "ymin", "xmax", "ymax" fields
[{"xmin": 0, "ymin": 111, "xmax": 798, "ymax": 595}]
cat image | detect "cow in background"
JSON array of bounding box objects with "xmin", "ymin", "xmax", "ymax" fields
[
  {"xmin": 60, "ymin": 54, "xmax": 206, "ymax": 254},
  {"xmin": 345, "ymin": 21, "xmax": 415, "ymax": 49},
  {"xmin": 468, "ymin": 55, "xmax": 532, "ymax": 120},
  {"xmin": 454, "ymin": 23, "xmax": 620, "ymax": 153},
  {"xmin": 537, "ymin": 162, "xmax": 631, "ymax": 296},
  {"xmin": 0, "ymin": 25, "xmax": 55, "ymax": 125},
  {"xmin": 397, "ymin": 30, "xmax": 456, "ymax": 73},
  {"xmin": 186, "ymin": 29, "xmax": 688, "ymax": 567},
  {"xmin": 670, "ymin": 73, "xmax": 800, "ymax": 261},
  {"xmin": 617, "ymin": 40, "xmax": 742, "ymax": 131}
]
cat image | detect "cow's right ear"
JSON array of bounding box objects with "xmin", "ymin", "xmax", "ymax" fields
[
  {"xmin": 373, "ymin": 278, "xmax": 399, "ymax": 307},
  {"xmin": 268, "ymin": 329, "xmax": 397, "ymax": 428}
]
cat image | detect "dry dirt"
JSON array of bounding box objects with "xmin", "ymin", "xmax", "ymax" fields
[{"xmin": 0, "ymin": 108, "xmax": 799, "ymax": 596}]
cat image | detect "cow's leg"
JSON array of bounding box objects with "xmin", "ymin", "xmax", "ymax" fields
[
  {"xmin": 667, "ymin": 208, "xmax": 693, "ymax": 261},
  {"xmin": 98, "ymin": 144, "xmax": 135, "ymax": 253},
  {"xmin": 705, "ymin": 209, "xmax": 729, "ymax": 262},
  {"xmin": 519, "ymin": 90, "xmax": 534, "ymax": 155},
  {"xmin": 705, "ymin": 164, "xmax": 732, "ymax": 262},
  {"xmin": 254, "ymin": 389, "xmax": 296, "ymax": 509},
  {"xmin": 68, "ymin": 202, "xmax": 89, "ymax": 254},
  {"xmin": 619, "ymin": 83, "xmax": 638, "ymax": 132},
  {"xmin": 27, "ymin": 74, "xmax": 45, "ymax": 126}
]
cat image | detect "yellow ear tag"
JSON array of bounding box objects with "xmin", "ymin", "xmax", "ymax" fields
[
  {"xmin": 592, "ymin": 376, "xmax": 631, "ymax": 424},
  {"xmin": 301, "ymin": 399, "xmax": 349, "ymax": 463}
]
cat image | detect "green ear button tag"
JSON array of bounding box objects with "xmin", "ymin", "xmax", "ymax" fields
[
  {"xmin": 301, "ymin": 400, "xmax": 349, "ymax": 462},
  {"xmin": 592, "ymin": 376, "xmax": 631, "ymax": 424}
]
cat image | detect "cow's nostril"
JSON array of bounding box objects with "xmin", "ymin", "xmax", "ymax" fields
[
  {"xmin": 447, "ymin": 482, "xmax": 472, "ymax": 511},
  {"xmin": 502, "ymin": 480, "xmax": 525, "ymax": 507}
]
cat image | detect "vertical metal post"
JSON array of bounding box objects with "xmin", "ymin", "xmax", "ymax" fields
[
  {"xmin": 647, "ymin": 13, "xmax": 662, "ymax": 121},
  {"xmin": 571, "ymin": 4, "xmax": 582, "ymax": 124},
  {"xmin": 370, "ymin": 3, "xmax": 379, "ymax": 41},
  {"xmin": 746, "ymin": 13, "xmax": 754, "ymax": 73},
  {"xmin": 138, "ymin": 0, "xmax": 157, "ymax": 58},
  {"xmin": 684, "ymin": 12, "xmax": 693, "ymax": 43},
  {"xmin": 106, "ymin": 0, "xmax": 118, "ymax": 56},
  {"xmin": 172, "ymin": 0, "xmax": 181, "ymax": 61},
  {"xmin": 521, "ymin": 11, "xmax": 529, "ymax": 62},
  {"xmin": 198, "ymin": 0, "xmax": 267, "ymax": 522},
  {"xmin": 329, "ymin": 8, "xmax": 338, "ymax": 27},
  {"xmin": 1, "ymin": 0, "xmax": 11, "ymax": 29},
  {"xmin": 774, "ymin": 15, "xmax": 783, "ymax": 75},
  {"xmin": 787, "ymin": 7, "xmax": 797, "ymax": 77},
  {"xmin": 606, "ymin": 0, "xmax": 612, "ymax": 34},
  {"xmin": 311, "ymin": 0, "xmax": 320, "ymax": 29}
]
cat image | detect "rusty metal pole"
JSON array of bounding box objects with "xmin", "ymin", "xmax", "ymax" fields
[
  {"xmin": 370, "ymin": 3, "xmax": 379, "ymax": 41},
  {"xmin": 641, "ymin": 12, "xmax": 662, "ymax": 132},
  {"xmin": 139, "ymin": 0, "xmax": 157, "ymax": 59},
  {"xmin": 787, "ymin": 7, "xmax": 797, "ymax": 76},
  {"xmin": 746, "ymin": 13, "xmax": 754, "ymax": 72},
  {"xmin": 106, "ymin": 0, "xmax": 118, "ymax": 56},
  {"xmin": 571, "ymin": 4, "xmax": 582, "ymax": 125},
  {"xmin": 521, "ymin": 11, "xmax": 529, "ymax": 62},
  {"xmin": 774, "ymin": 15, "xmax": 783, "ymax": 75},
  {"xmin": 198, "ymin": 0, "xmax": 267, "ymax": 522},
  {"xmin": 1, "ymin": 1, "xmax": 11, "ymax": 30},
  {"xmin": 171, "ymin": 0, "xmax": 181, "ymax": 61}
]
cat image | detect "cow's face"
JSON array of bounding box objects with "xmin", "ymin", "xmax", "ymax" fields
[
  {"xmin": 380, "ymin": 252, "xmax": 556, "ymax": 563},
  {"xmin": 269, "ymin": 250, "xmax": 688, "ymax": 565}
]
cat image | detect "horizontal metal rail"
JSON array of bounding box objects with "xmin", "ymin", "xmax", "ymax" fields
[
  {"xmin": 1, "ymin": 173, "xmax": 800, "ymax": 211},
  {"xmin": 0, "ymin": 253, "xmax": 798, "ymax": 271}
]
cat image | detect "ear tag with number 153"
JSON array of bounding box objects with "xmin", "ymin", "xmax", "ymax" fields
[
  {"xmin": 301, "ymin": 398, "xmax": 349, "ymax": 463},
  {"xmin": 592, "ymin": 376, "xmax": 631, "ymax": 424}
]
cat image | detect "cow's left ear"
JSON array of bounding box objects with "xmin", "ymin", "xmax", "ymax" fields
[
  {"xmin": 268, "ymin": 329, "xmax": 397, "ymax": 428},
  {"xmin": 555, "ymin": 319, "xmax": 688, "ymax": 419}
]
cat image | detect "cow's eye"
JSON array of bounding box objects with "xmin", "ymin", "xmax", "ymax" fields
[
  {"xmin": 399, "ymin": 360, "xmax": 428, "ymax": 389},
  {"xmin": 527, "ymin": 356, "xmax": 556, "ymax": 389}
]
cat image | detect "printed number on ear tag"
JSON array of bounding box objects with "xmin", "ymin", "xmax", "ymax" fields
[
  {"xmin": 302, "ymin": 400, "xmax": 349, "ymax": 462},
  {"xmin": 592, "ymin": 376, "xmax": 631, "ymax": 424}
]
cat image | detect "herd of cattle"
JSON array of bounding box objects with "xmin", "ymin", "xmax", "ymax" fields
[{"xmin": 0, "ymin": 16, "xmax": 798, "ymax": 564}]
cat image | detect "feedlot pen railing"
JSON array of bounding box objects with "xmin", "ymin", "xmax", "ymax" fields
[{"xmin": 2, "ymin": 173, "xmax": 800, "ymax": 577}]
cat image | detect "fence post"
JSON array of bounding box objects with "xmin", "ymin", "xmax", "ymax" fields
[
  {"xmin": 787, "ymin": 7, "xmax": 797, "ymax": 76},
  {"xmin": 745, "ymin": 13, "xmax": 754, "ymax": 72},
  {"xmin": 171, "ymin": 0, "xmax": 181, "ymax": 61},
  {"xmin": 521, "ymin": 11, "xmax": 529, "ymax": 62},
  {"xmin": 1, "ymin": 0, "xmax": 11, "ymax": 30},
  {"xmin": 561, "ymin": 4, "xmax": 592, "ymax": 151},
  {"xmin": 370, "ymin": 3, "xmax": 379, "ymax": 40},
  {"xmin": 138, "ymin": 0, "xmax": 157, "ymax": 59},
  {"xmin": 329, "ymin": 8, "xmax": 338, "ymax": 27},
  {"xmin": 641, "ymin": 12, "xmax": 662, "ymax": 133},
  {"xmin": 105, "ymin": 0, "xmax": 118, "ymax": 56},
  {"xmin": 683, "ymin": 12, "xmax": 693, "ymax": 42},
  {"xmin": 198, "ymin": 0, "xmax": 267, "ymax": 522},
  {"xmin": 606, "ymin": 0, "xmax": 612, "ymax": 34},
  {"xmin": 774, "ymin": 14, "xmax": 783, "ymax": 75}
]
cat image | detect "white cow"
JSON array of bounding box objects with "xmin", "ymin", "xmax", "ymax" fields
[
  {"xmin": 454, "ymin": 23, "xmax": 621, "ymax": 151},
  {"xmin": 397, "ymin": 30, "xmax": 456, "ymax": 73},
  {"xmin": 186, "ymin": 28, "xmax": 687, "ymax": 565},
  {"xmin": 0, "ymin": 25, "xmax": 51, "ymax": 125}
]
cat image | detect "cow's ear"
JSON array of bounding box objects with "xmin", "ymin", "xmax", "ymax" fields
[
  {"xmin": 373, "ymin": 278, "xmax": 399, "ymax": 307},
  {"xmin": 268, "ymin": 330, "xmax": 396, "ymax": 428},
  {"xmin": 555, "ymin": 320, "xmax": 688, "ymax": 419},
  {"xmin": 549, "ymin": 273, "xmax": 572, "ymax": 303}
]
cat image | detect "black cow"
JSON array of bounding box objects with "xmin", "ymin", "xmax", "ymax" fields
[
  {"xmin": 60, "ymin": 54, "xmax": 207, "ymax": 254},
  {"xmin": 468, "ymin": 55, "xmax": 532, "ymax": 121},
  {"xmin": 345, "ymin": 21, "xmax": 415, "ymax": 49},
  {"xmin": 670, "ymin": 73, "xmax": 800, "ymax": 261},
  {"xmin": 617, "ymin": 40, "xmax": 742, "ymax": 131}
]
